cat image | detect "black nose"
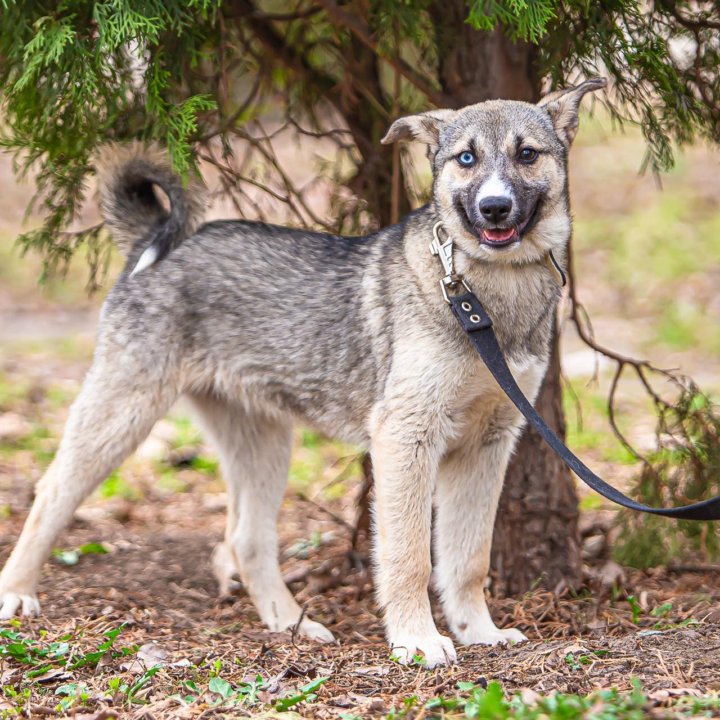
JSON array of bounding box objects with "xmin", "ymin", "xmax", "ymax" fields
[{"xmin": 479, "ymin": 196, "xmax": 512, "ymax": 224}]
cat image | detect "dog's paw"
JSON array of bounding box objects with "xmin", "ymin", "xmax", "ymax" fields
[
  {"xmin": 0, "ymin": 591, "xmax": 40, "ymax": 620},
  {"xmin": 211, "ymin": 542, "xmax": 243, "ymax": 597},
  {"xmin": 390, "ymin": 632, "xmax": 457, "ymax": 668},
  {"xmin": 291, "ymin": 617, "xmax": 335, "ymax": 644},
  {"xmin": 458, "ymin": 625, "xmax": 527, "ymax": 647}
]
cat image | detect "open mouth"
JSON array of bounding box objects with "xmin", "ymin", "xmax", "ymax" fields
[
  {"xmin": 474, "ymin": 200, "xmax": 541, "ymax": 249},
  {"xmin": 481, "ymin": 227, "xmax": 518, "ymax": 247}
]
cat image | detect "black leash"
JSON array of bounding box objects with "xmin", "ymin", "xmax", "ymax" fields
[
  {"xmin": 427, "ymin": 222, "xmax": 720, "ymax": 521},
  {"xmin": 448, "ymin": 289, "xmax": 720, "ymax": 521}
]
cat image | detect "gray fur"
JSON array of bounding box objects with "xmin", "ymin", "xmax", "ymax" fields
[
  {"xmin": 0, "ymin": 79, "xmax": 605, "ymax": 667},
  {"xmin": 95, "ymin": 142, "xmax": 206, "ymax": 265}
]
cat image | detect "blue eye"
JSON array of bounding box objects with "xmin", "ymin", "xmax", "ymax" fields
[{"xmin": 457, "ymin": 151, "xmax": 476, "ymax": 167}]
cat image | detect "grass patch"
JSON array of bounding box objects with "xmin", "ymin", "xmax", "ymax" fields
[
  {"xmin": 0, "ymin": 424, "xmax": 56, "ymax": 466},
  {"xmin": 0, "ymin": 372, "xmax": 31, "ymax": 409},
  {"xmin": 97, "ymin": 471, "xmax": 141, "ymax": 501},
  {"xmin": 563, "ymin": 382, "xmax": 637, "ymax": 466},
  {"xmin": 168, "ymin": 416, "xmax": 203, "ymax": 450}
]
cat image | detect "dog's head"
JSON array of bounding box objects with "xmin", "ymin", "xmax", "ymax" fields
[{"xmin": 382, "ymin": 78, "xmax": 606, "ymax": 265}]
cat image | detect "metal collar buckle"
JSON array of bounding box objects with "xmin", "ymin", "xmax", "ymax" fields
[{"xmin": 430, "ymin": 221, "xmax": 469, "ymax": 303}]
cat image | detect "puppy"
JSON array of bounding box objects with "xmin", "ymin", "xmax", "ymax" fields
[{"xmin": 0, "ymin": 79, "xmax": 604, "ymax": 667}]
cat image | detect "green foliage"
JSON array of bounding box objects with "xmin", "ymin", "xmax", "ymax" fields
[
  {"xmin": 98, "ymin": 471, "xmax": 141, "ymax": 500},
  {"xmin": 273, "ymin": 676, "xmax": 329, "ymax": 712},
  {"xmin": 387, "ymin": 679, "xmax": 693, "ymax": 719},
  {"xmin": 466, "ymin": 1, "xmax": 719, "ymax": 175},
  {"xmin": 537, "ymin": 2, "xmax": 719, "ymax": 174},
  {"xmin": 1, "ymin": 1, "xmax": 718, "ymax": 288},
  {"xmin": 0, "ymin": 0, "xmax": 219, "ymax": 287},
  {"xmin": 467, "ymin": 0, "xmax": 556, "ymax": 43},
  {"xmin": 0, "ymin": 623, "xmax": 135, "ymax": 679},
  {"xmin": 52, "ymin": 541, "xmax": 108, "ymax": 566},
  {"xmin": 614, "ymin": 388, "xmax": 720, "ymax": 568}
]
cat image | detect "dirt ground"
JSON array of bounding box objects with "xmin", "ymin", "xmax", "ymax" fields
[{"xmin": 1, "ymin": 466, "xmax": 719, "ymax": 718}]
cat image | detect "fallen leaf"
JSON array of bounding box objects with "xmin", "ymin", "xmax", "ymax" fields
[
  {"xmin": 0, "ymin": 668, "xmax": 17, "ymax": 683},
  {"xmin": 137, "ymin": 642, "xmax": 168, "ymax": 669},
  {"xmin": 31, "ymin": 668, "xmax": 72, "ymax": 684},
  {"xmin": 351, "ymin": 664, "xmax": 390, "ymax": 677}
]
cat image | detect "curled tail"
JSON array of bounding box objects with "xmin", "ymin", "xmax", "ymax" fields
[{"xmin": 95, "ymin": 142, "xmax": 206, "ymax": 276}]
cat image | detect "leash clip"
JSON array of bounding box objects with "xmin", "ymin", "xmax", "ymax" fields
[
  {"xmin": 430, "ymin": 222, "xmax": 455, "ymax": 278},
  {"xmin": 431, "ymin": 222, "xmax": 469, "ymax": 303}
]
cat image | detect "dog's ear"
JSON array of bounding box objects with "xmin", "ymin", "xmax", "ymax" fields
[
  {"xmin": 381, "ymin": 109, "xmax": 456, "ymax": 148},
  {"xmin": 538, "ymin": 77, "xmax": 606, "ymax": 148}
]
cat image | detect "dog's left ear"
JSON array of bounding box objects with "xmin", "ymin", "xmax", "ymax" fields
[
  {"xmin": 538, "ymin": 77, "xmax": 606, "ymax": 148},
  {"xmin": 381, "ymin": 109, "xmax": 456, "ymax": 149}
]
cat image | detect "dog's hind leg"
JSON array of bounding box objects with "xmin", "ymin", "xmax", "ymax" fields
[
  {"xmin": 0, "ymin": 349, "xmax": 178, "ymax": 619},
  {"xmin": 189, "ymin": 394, "xmax": 334, "ymax": 643}
]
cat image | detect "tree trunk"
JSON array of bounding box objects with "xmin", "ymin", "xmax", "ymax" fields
[
  {"xmin": 431, "ymin": 8, "xmax": 583, "ymax": 595},
  {"xmin": 490, "ymin": 327, "xmax": 582, "ymax": 596}
]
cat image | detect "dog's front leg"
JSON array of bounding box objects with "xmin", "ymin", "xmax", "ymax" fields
[
  {"xmin": 371, "ymin": 409, "xmax": 456, "ymax": 668},
  {"xmin": 434, "ymin": 428, "xmax": 528, "ymax": 647}
]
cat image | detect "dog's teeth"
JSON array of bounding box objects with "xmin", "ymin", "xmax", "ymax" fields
[{"xmin": 130, "ymin": 244, "xmax": 159, "ymax": 277}]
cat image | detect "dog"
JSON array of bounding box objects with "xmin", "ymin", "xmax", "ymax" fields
[{"xmin": 0, "ymin": 78, "xmax": 604, "ymax": 667}]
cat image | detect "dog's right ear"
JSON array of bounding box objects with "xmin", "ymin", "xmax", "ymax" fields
[{"xmin": 381, "ymin": 109, "xmax": 456, "ymax": 149}]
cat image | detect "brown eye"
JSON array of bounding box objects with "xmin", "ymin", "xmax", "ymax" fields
[{"xmin": 518, "ymin": 147, "xmax": 539, "ymax": 164}]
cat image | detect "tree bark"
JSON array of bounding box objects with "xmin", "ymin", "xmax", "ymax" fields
[
  {"xmin": 490, "ymin": 327, "xmax": 582, "ymax": 596},
  {"xmin": 430, "ymin": 8, "xmax": 583, "ymax": 595}
]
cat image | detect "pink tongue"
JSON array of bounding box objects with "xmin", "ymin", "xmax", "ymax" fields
[{"xmin": 483, "ymin": 228, "xmax": 516, "ymax": 242}]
